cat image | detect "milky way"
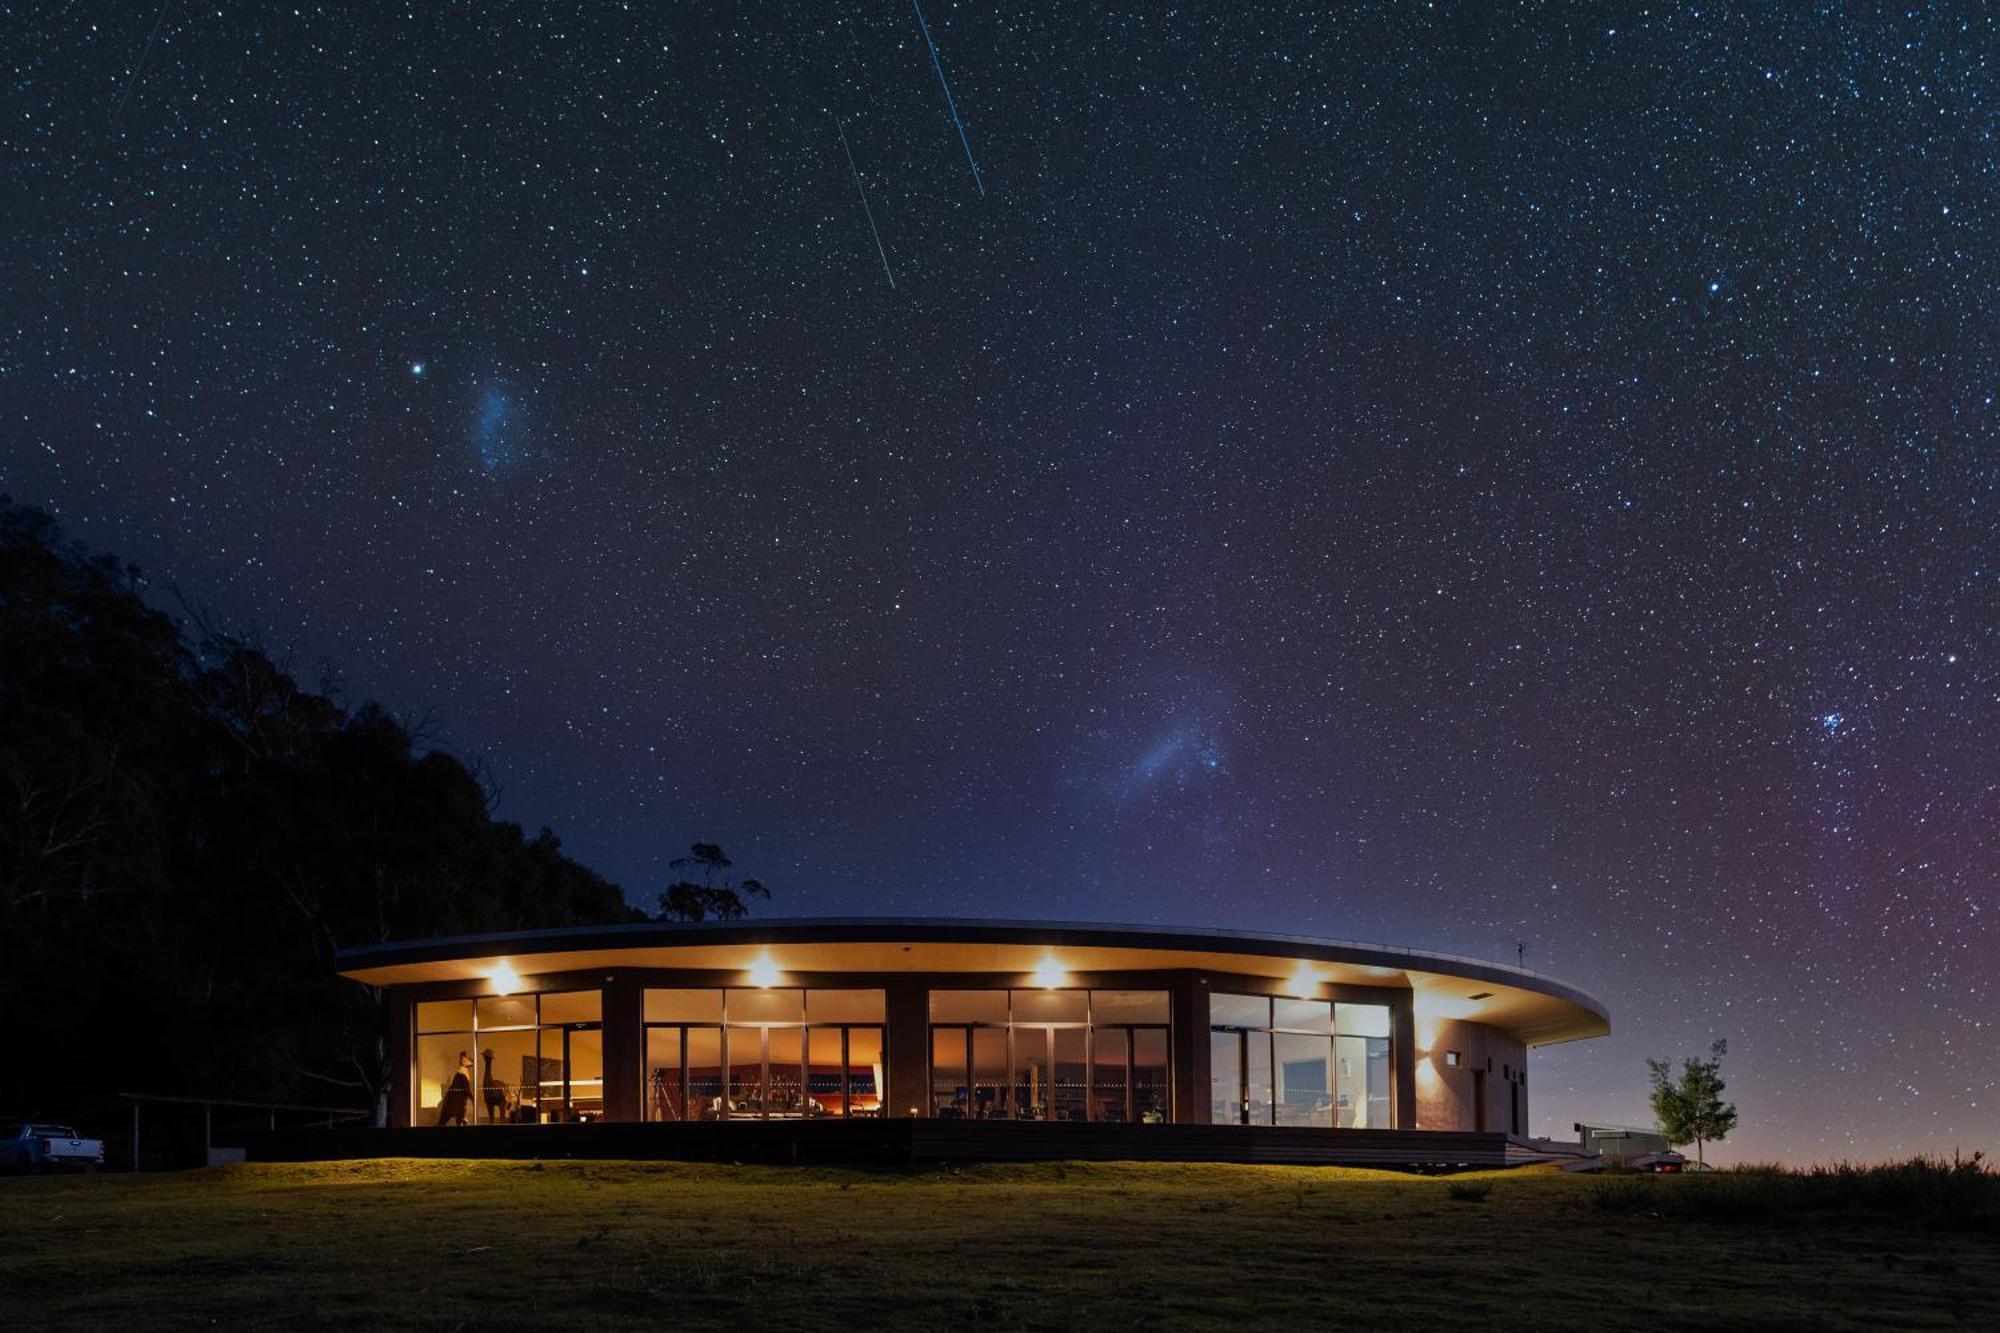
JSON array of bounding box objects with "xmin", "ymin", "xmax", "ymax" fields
[{"xmin": 3, "ymin": 4, "xmax": 1995, "ymax": 1161}]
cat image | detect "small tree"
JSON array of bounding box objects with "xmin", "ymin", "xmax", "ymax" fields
[
  {"xmin": 1646, "ymin": 1039, "xmax": 1739, "ymax": 1170},
  {"xmin": 655, "ymin": 842, "xmax": 771, "ymax": 922}
]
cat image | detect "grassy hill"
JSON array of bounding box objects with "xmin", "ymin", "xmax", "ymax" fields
[{"xmin": 2, "ymin": 1159, "xmax": 1994, "ymax": 1330}]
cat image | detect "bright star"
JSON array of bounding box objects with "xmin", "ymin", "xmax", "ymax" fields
[{"xmin": 410, "ymin": 361, "xmax": 426, "ymax": 377}]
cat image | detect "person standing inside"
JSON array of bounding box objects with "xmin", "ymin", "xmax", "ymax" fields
[{"xmin": 436, "ymin": 1051, "xmax": 474, "ymax": 1126}]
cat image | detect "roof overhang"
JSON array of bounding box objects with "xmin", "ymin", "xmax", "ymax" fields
[{"xmin": 336, "ymin": 918, "xmax": 1610, "ymax": 1046}]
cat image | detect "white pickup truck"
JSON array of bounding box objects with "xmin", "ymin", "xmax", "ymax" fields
[{"xmin": 4, "ymin": 1123, "xmax": 106, "ymax": 1173}]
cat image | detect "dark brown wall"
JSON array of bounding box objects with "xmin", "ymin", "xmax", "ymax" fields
[{"xmin": 387, "ymin": 990, "xmax": 412, "ymax": 1129}]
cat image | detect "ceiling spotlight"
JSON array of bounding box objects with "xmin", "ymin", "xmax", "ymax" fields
[
  {"xmin": 747, "ymin": 954, "xmax": 782, "ymax": 988},
  {"xmin": 1030, "ymin": 955, "xmax": 1065, "ymax": 989},
  {"xmin": 490, "ymin": 960, "xmax": 521, "ymax": 995},
  {"xmin": 1289, "ymin": 964, "xmax": 1321, "ymax": 998}
]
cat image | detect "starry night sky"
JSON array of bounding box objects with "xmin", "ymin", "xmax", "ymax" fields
[{"xmin": 5, "ymin": 4, "xmax": 1995, "ymax": 1162}]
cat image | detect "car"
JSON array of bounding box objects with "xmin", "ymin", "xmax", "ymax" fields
[{"xmin": 3, "ymin": 1123, "xmax": 106, "ymax": 1173}]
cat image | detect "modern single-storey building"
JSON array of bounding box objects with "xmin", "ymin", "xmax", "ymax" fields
[{"xmin": 325, "ymin": 919, "xmax": 1609, "ymax": 1165}]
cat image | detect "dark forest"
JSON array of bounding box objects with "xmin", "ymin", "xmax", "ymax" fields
[{"xmin": 0, "ymin": 498, "xmax": 642, "ymax": 1122}]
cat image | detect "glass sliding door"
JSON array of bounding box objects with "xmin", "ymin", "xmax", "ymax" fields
[
  {"xmin": 647, "ymin": 1027, "xmax": 686, "ymax": 1122},
  {"xmin": 1274, "ymin": 1032, "xmax": 1331, "ymax": 1127},
  {"xmin": 1092, "ymin": 1028, "xmax": 1128, "ymax": 1122},
  {"xmin": 1246, "ymin": 1027, "xmax": 1273, "ymax": 1127},
  {"xmin": 846, "ymin": 1027, "xmax": 884, "ymax": 1117},
  {"xmin": 806, "ymin": 1028, "xmax": 843, "ymax": 1118},
  {"xmin": 766, "ymin": 1026, "xmax": 806, "ymax": 1118},
  {"xmin": 1210, "ymin": 1029, "xmax": 1245, "ymax": 1125},
  {"xmin": 1052, "ymin": 1027, "xmax": 1088, "ymax": 1122},
  {"xmin": 727, "ymin": 1026, "xmax": 766, "ymax": 1117},
  {"xmin": 686, "ymin": 1027, "xmax": 724, "ymax": 1120},
  {"xmin": 928, "ymin": 990, "xmax": 1173, "ymax": 1124},
  {"xmin": 971, "ymin": 1026, "xmax": 1008, "ymax": 1119},
  {"xmin": 1091, "ymin": 1026, "xmax": 1171, "ymax": 1123},
  {"xmin": 1132, "ymin": 1028, "xmax": 1169, "ymax": 1123},
  {"xmin": 1336, "ymin": 1004, "xmax": 1392, "ymax": 1129},
  {"xmin": 1013, "ymin": 1027, "xmax": 1050, "ymax": 1120},
  {"xmin": 413, "ymin": 989, "xmax": 603, "ymax": 1127},
  {"xmin": 932, "ymin": 1026, "xmax": 969, "ymax": 1118}
]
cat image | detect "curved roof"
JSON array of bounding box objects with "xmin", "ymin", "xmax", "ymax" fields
[{"xmin": 337, "ymin": 917, "xmax": 1610, "ymax": 1046}]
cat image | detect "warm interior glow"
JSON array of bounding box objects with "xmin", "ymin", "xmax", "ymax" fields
[
  {"xmin": 1289, "ymin": 963, "xmax": 1321, "ymax": 998},
  {"xmin": 1029, "ymin": 955, "xmax": 1066, "ymax": 988},
  {"xmin": 490, "ymin": 960, "xmax": 521, "ymax": 994},
  {"xmin": 746, "ymin": 954, "xmax": 782, "ymax": 988}
]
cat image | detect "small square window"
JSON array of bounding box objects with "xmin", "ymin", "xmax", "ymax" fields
[{"xmin": 1444, "ymin": 1050, "xmax": 1462, "ymax": 1068}]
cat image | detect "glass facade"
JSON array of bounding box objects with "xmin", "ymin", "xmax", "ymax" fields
[
  {"xmin": 1208, "ymin": 994, "xmax": 1392, "ymax": 1128},
  {"xmin": 928, "ymin": 989, "xmax": 1170, "ymax": 1123},
  {"xmin": 402, "ymin": 974, "xmax": 1416, "ymax": 1132},
  {"xmin": 414, "ymin": 990, "xmax": 603, "ymax": 1125},
  {"xmin": 643, "ymin": 989, "xmax": 885, "ymax": 1121}
]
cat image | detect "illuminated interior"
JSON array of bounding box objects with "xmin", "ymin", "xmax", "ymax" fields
[{"xmin": 350, "ymin": 920, "xmax": 1608, "ymax": 1136}]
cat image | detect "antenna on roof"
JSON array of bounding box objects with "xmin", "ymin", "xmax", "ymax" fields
[{"xmin": 1512, "ymin": 938, "xmax": 1530, "ymax": 970}]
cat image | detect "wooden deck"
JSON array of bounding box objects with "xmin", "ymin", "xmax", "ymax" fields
[{"xmin": 243, "ymin": 1120, "xmax": 1591, "ymax": 1169}]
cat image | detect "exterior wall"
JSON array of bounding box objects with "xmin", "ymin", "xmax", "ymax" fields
[
  {"xmin": 387, "ymin": 988, "xmax": 413, "ymax": 1129},
  {"xmin": 1413, "ymin": 1017, "xmax": 1528, "ymax": 1134}
]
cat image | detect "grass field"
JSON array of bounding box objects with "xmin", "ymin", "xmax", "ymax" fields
[{"xmin": 2, "ymin": 1159, "xmax": 1995, "ymax": 1330}]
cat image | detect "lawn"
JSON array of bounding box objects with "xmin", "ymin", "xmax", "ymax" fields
[{"xmin": 2, "ymin": 1159, "xmax": 1994, "ymax": 1330}]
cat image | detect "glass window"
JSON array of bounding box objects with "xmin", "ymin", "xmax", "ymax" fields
[
  {"xmin": 1093, "ymin": 1028, "xmax": 1129, "ymax": 1123},
  {"xmin": 1013, "ymin": 989, "xmax": 1087, "ymax": 1024},
  {"xmin": 476, "ymin": 994, "xmax": 536, "ymax": 1029},
  {"xmin": 766, "ymin": 1026, "xmax": 806, "ymax": 1117},
  {"xmin": 416, "ymin": 1000, "xmax": 473, "ymax": 1034},
  {"xmin": 1013, "ymin": 1027, "xmax": 1050, "ymax": 1120},
  {"xmin": 1275, "ymin": 1033, "xmax": 1332, "ymax": 1127},
  {"xmin": 1133, "ymin": 1029, "xmax": 1170, "ymax": 1124},
  {"xmin": 1210, "ymin": 1030, "xmax": 1242, "ymax": 1124},
  {"xmin": 1210, "ymin": 992, "xmax": 1269, "ymax": 1028},
  {"xmin": 971, "ymin": 1027, "xmax": 1008, "ymax": 1119},
  {"xmin": 933, "ymin": 992, "xmax": 1172, "ymax": 1124},
  {"xmin": 931, "ymin": 1028, "xmax": 967, "ymax": 1118},
  {"xmin": 537, "ymin": 1026, "xmax": 603, "ymax": 1122},
  {"xmin": 686, "ymin": 1027, "xmax": 725, "ymax": 1120},
  {"xmin": 846, "ymin": 1027, "xmax": 884, "ymax": 1117},
  {"xmin": 729, "ymin": 988, "xmax": 804, "ymax": 1024},
  {"xmin": 806, "ymin": 1030, "xmax": 844, "ymax": 1117},
  {"xmin": 540, "ymin": 990, "xmax": 601, "ymax": 1025},
  {"xmin": 416, "ymin": 1036, "xmax": 472, "ymax": 1125},
  {"xmin": 1336, "ymin": 1003, "xmax": 1391, "ymax": 1038},
  {"xmin": 1246, "ymin": 1030, "xmax": 1273, "ymax": 1126},
  {"xmin": 653, "ymin": 1030, "xmax": 687, "ymax": 1121},
  {"xmin": 807, "ymin": 989, "xmax": 885, "ymax": 1023},
  {"xmin": 645, "ymin": 989, "xmax": 723, "ymax": 1023},
  {"xmin": 930, "ymin": 990, "xmax": 1008, "ymax": 1022},
  {"xmin": 1273, "ymin": 998, "xmax": 1332, "ymax": 1032},
  {"xmin": 1092, "ymin": 990, "xmax": 1170, "ymax": 1023},
  {"xmin": 1336, "ymin": 1034, "xmax": 1392, "ymax": 1128},
  {"xmin": 481, "ymin": 1029, "xmax": 538, "ymax": 1123},
  {"xmin": 1052, "ymin": 1028, "xmax": 1088, "ymax": 1122},
  {"xmin": 727, "ymin": 1027, "xmax": 766, "ymax": 1114}
]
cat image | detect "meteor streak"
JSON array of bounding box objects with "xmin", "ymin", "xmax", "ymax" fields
[
  {"xmin": 836, "ymin": 118, "xmax": 896, "ymax": 290},
  {"xmin": 911, "ymin": 0, "xmax": 986, "ymax": 198}
]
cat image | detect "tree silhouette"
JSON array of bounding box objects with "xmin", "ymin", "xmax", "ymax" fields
[
  {"xmin": 656, "ymin": 842, "xmax": 771, "ymax": 922},
  {"xmin": 1646, "ymin": 1039, "xmax": 1740, "ymax": 1170},
  {"xmin": 0, "ymin": 497, "xmax": 639, "ymax": 1125}
]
